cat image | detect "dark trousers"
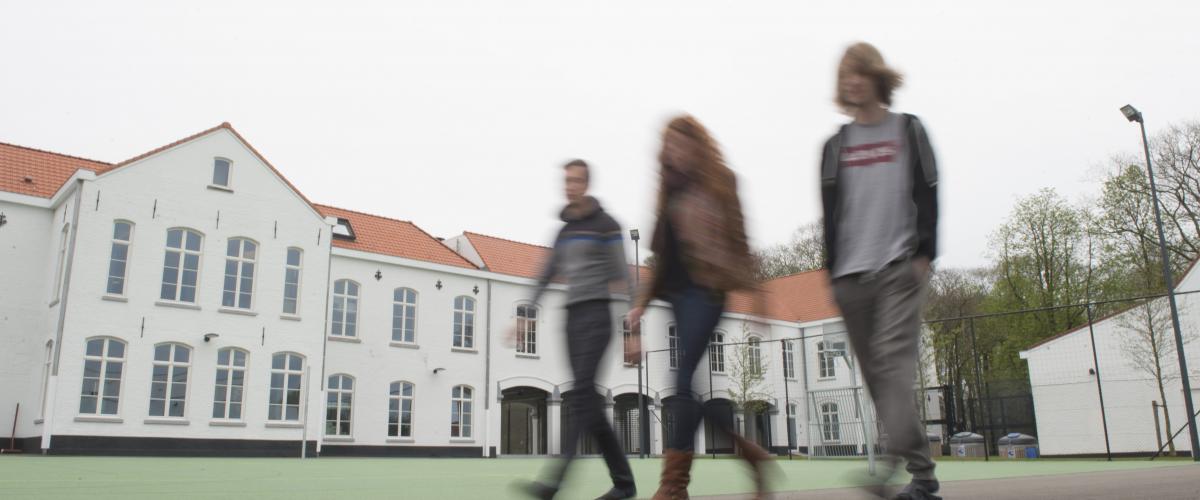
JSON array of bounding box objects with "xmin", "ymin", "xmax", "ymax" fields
[
  {"xmin": 831, "ymin": 259, "xmax": 937, "ymax": 480},
  {"xmin": 548, "ymin": 300, "xmax": 634, "ymax": 489},
  {"xmin": 665, "ymin": 286, "xmax": 739, "ymax": 451}
]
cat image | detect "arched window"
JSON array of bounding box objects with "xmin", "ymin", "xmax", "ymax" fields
[
  {"xmin": 326, "ymin": 374, "xmax": 354, "ymax": 436},
  {"xmin": 149, "ymin": 343, "xmax": 191, "ymax": 418},
  {"xmin": 392, "ymin": 288, "xmax": 418, "ymax": 344},
  {"xmin": 515, "ymin": 304, "xmax": 537, "ymax": 354},
  {"xmin": 222, "ymin": 238, "xmax": 257, "ymax": 309},
  {"xmin": 450, "ymin": 385, "xmax": 473, "ymax": 438},
  {"xmin": 106, "ymin": 221, "xmax": 133, "ymax": 295},
  {"xmin": 269, "ymin": 352, "xmax": 305, "ymax": 421},
  {"xmin": 160, "ymin": 228, "xmax": 203, "ymax": 303},
  {"xmin": 453, "ymin": 296, "xmax": 475, "ymax": 349},
  {"xmin": 213, "ymin": 347, "xmax": 248, "ymax": 420},
  {"xmin": 388, "ymin": 381, "xmax": 415, "ymax": 438},
  {"xmin": 79, "ymin": 337, "xmax": 125, "ymax": 416},
  {"xmin": 331, "ymin": 280, "xmax": 360, "ymax": 337},
  {"xmin": 668, "ymin": 325, "xmax": 679, "ymax": 369},
  {"xmin": 282, "ymin": 247, "xmax": 303, "ymax": 315},
  {"xmin": 709, "ymin": 331, "xmax": 726, "ymax": 373},
  {"xmin": 820, "ymin": 402, "xmax": 841, "ymax": 442}
]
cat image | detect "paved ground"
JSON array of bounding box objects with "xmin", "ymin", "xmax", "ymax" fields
[
  {"xmin": 701, "ymin": 465, "xmax": 1200, "ymax": 500},
  {"xmin": 0, "ymin": 455, "xmax": 1194, "ymax": 499}
]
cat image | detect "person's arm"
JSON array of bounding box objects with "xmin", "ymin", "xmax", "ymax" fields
[
  {"xmin": 529, "ymin": 237, "xmax": 562, "ymax": 306},
  {"xmin": 607, "ymin": 232, "xmax": 635, "ymax": 301},
  {"xmin": 909, "ymin": 116, "xmax": 939, "ymax": 268},
  {"xmin": 820, "ymin": 136, "xmax": 840, "ymax": 273}
]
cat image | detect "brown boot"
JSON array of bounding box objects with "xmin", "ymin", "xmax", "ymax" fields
[
  {"xmin": 652, "ymin": 449, "xmax": 694, "ymax": 500},
  {"xmin": 733, "ymin": 436, "xmax": 773, "ymax": 499}
]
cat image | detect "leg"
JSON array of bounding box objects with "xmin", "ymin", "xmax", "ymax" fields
[
  {"xmin": 568, "ymin": 301, "xmax": 635, "ymax": 492},
  {"xmin": 668, "ymin": 287, "xmax": 726, "ymax": 451}
]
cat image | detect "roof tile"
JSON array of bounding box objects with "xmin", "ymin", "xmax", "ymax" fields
[{"xmin": 318, "ymin": 204, "xmax": 477, "ymax": 270}]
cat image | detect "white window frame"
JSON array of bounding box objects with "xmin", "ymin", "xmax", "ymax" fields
[
  {"xmin": 452, "ymin": 296, "xmax": 475, "ymax": 349},
  {"xmin": 222, "ymin": 238, "xmax": 257, "ymax": 310},
  {"xmin": 818, "ymin": 341, "xmax": 845, "ymax": 380},
  {"xmin": 392, "ymin": 288, "xmax": 418, "ymax": 344},
  {"xmin": 212, "ymin": 157, "xmax": 232, "ymax": 188},
  {"xmin": 149, "ymin": 342, "xmax": 191, "ymax": 418},
  {"xmin": 515, "ymin": 303, "xmax": 537, "ymax": 355},
  {"xmin": 330, "ymin": 279, "xmax": 360, "ymax": 338},
  {"xmin": 326, "ymin": 374, "xmax": 354, "ymax": 437},
  {"xmin": 710, "ymin": 331, "xmax": 726, "ymax": 374},
  {"xmin": 39, "ymin": 340, "xmax": 54, "ymax": 419},
  {"xmin": 79, "ymin": 337, "xmax": 126, "ymax": 416},
  {"xmin": 160, "ymin": 228, "xmax": 203, "ymax": 303},
  {"xmin": 748, "ymin": 336, "xmax": 763, "ymax": 376},
  {"xmin": 212, "ymin": 347, "xmax": 248, "ymax": 421},
  {"xmin": 388, "ymin": 381, "xmax": 415, "ymax": 438},
  {"xmin": 450, "ymin": 385, "xmax": 473, "ymax": 438},
  {"xmin": 622, "ymin": 316, "xmax": 636, "ymax": 365},
  {"xmin": 106, "ymin": 221, "xmax": 133, "ymax": 296},
  {"xmin": 282, "ymin": 247, "xmax": 303, "ymax": 316},
  {"xmin": 269, "ymin": 352, "xmax": 305, "ymax": 422},
  {"xmin": 52, "ymin": 224, "xmax": 69, "ymax": 302},
  {"xmin": 668, "ymin": 324, "xmax": 679, "ymax": 369},
  {"xmin": 782, "ymin": 339, "xmax": 796, "ymax": 379},
  {"xmin": 820, "ymin": 401, "xmax": 841, "ymax": 443}
]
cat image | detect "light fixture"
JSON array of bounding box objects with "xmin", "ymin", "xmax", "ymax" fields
[
  {"xmin": 0, "ymin": 213, "xmax": 6, "ymax": 228},
  {"xmin": 1120, "ymin": 104, "xmax": 1142, "ymax": 123},
  {"xmin": 435, "ymin": 280, "xmax": 443, "ymax": 290},
  {"xmin": 432, "ymin": 367, "xmax": 446, "ymax": 374},
  {"xmin": 472, "ymin": 285, "xmax": 479, "ymax": 295},
  {"xmin": 374, "ymin": 270, "xmax": 382, "ymax": 281},
  {"xmin": 203, "ymin": 333, "xmax": 220, "ymax": 343}
]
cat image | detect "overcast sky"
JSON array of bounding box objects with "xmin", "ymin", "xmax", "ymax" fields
[{"xmin": 3, "ymin": 1, "xmax": 1198, "ymax": 269}]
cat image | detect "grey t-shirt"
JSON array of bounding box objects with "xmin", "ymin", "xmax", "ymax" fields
[{"xmin": 832, "ymin": 112, "xmax": 917, "ymax": 278}]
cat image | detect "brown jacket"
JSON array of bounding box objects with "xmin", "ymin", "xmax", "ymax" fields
[{"xmin": 636, "ymin": 179, "xmax": 757, "ymax": 308}]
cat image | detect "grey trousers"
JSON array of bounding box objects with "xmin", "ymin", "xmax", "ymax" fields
[{"xmin": 831, "ymin": 259, "xmax": 936, "ymax": 481}]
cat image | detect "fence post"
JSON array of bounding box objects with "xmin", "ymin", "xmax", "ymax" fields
[
  {"xmin": 1153, "ymin": 402, "xmax": 1163, "ymax": 453},
  {"xmin": 1085, "ymin": 303, "xmax": 1113, "ymax": 461},
  {"xmin": 967, "ymin": 318, "xmax": 989, "ymax": 460},
  {"xmin": 708, "ymin": 348, "xmax": 716, "ymax": 459},
  {"xmin": 782, "ymin": 339, "xmax": 792, "ymax": 460},
  {"xmin": 637, "ymin": 349, "xmax": 645, "ymax": 459}
]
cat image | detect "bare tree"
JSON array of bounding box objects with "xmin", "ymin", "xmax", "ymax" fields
[
  {"xmin": 754, "ymin": 219, "xmax": 826, "ymax": 280},
  {"xmin": 726, "ymin": 322, "xmax": 774, "ymax": 427},
  {"xmin": 1117, "ymin": 298, "xmax": 1196, "ymax": 456}
]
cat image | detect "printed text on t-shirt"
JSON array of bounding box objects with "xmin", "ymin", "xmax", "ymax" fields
[{"xmin": 841, "ymin": 140, "xmax": 899, "ymax": 168}]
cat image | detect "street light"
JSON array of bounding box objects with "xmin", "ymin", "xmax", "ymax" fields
[
  {"xmin": 1120, "ymin": 104, "xmax": 1199, "ymax": 462},
  {"xmin": 629, "ymin": 228, "xmax": 648, "ymax": 458}
]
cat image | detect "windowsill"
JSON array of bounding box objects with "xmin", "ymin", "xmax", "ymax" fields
[
  {"xmin": 387, "ymin": 437, "xmax": 415, "ymax": 444},
  {"xmin": 102, "ymin": 294, "xmax": 128, "ymax": 303},
  {"xmin": 515, "ymin": 353, "xmax": 539, "ymax": 359},
  {"xmin": 218, "ymin": 307, "xmax": 258, "ymax": 317},
  {"xmin": 390, "ymin": 342, "xmax": 420, "ymax": 350},
  {"xmin": 74, "ymin": 415, "xmax": 123, "ymax": 424},
  {"xmin": 323, "ymin": 436, "xmax": 354, "ymax": 443},
  {"xmin": 266, "ymin": 421, "xmax": 304, "ymax": 429},
  {"xmin": 48, "ymin": 299, "xmax": 60, "ymax": 308},
  {"xmin": 156, "ymin": 300, "xmax": 201, "ymax": 311},
  {"xmin": 33, "ymin": 419, "xmax": 44, "ymax": 425},
  {"xmin": 144, "ymin": 418, "xmax": 190, "ymax": 426},
  {"xmin": 328, "ymin": 336, "xmax": 362, "ymax": 344},
  {"xmin": 817, "ymin": 377, "xmax": 836, "ymax": 381},
  {"xmin": 209, "ymin": 420, "xmax": 247, "ymax": 427},
  {"xmin": 449, "ymin": 438, "xmax": 475, "ymax": 443},
  {"xmin": 207, "ymin": 184, "xmax": 234, "ymax": 193},
  {"xmin": 712, "ymin": 372, "xmax": 728, "ymax": 377},
  {"xmin": 280, "ymin": 314, "xmax": 302, "ymax": 322},
  {"xmin": 451, "ymin": 347, "xmax": 478, "ymax": 354}
]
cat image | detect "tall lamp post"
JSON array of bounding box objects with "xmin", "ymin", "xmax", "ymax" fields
[
  {"xmin": 631, "ymin": 228, "xmax": 649, "ymax": 458},
  {"xmin": 1120, "ymin": 104, "xmax": 1199, "ymax": 461}
]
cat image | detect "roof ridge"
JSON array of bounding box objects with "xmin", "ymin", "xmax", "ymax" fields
[
  {"xmin": 111, "ymin": 123, "xmax": 228, "ymax": 168},
  {"xmin": 0, "ymin": 141, "xmax": 113, "ymax": 167},
  {"xmin": 463, "ymin": 230, "xmax": 553, "ymax": 250},
  {"xmin": 314, "ymin": 203, "xmax": 415, "ymax": 225}
]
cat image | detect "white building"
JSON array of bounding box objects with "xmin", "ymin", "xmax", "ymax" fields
[
  {"xmin": 1, "ymin": 123, "xmax": 887, "ymax": 458},
  {"xmin": 1020, "ymin": 261, "xmax": 1200, "ymax": 457}
]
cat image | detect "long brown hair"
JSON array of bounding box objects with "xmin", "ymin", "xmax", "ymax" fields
[
  {"xmin": 835, "ymin": 41, "xmax": 904, "ymax": 113},
  {"xmin": 653, "ymin": 115, "xmax": 738, "ymax": 221}
]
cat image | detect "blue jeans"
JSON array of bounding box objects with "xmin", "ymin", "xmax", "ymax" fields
[{"xmin": 666, "ymin": 286, "xmax": 738, "ymax": 451}]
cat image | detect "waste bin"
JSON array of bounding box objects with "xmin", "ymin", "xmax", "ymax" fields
[
  {"xmin": 927, "ymin": 433, "xmax": 943, "ymax": 458},
  {"xmin": 949, "ymin": 432, "xmax": 986, "ymax": 458},
  {"xmin": 998, "ymin": 433, "xmax": 1038, "ymax": 459}
]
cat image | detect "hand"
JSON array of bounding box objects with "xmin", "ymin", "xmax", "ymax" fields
[
  {"xmin": 628, "ymin": 307, "xmax": 644, "ymax": 336},
  {"xmin": 624, "ymin": 333, "xmax": 642, "ymax": 365},
  {"xmin": 912, "ymin": 256, "xmax": 931, "ymax": 280}
]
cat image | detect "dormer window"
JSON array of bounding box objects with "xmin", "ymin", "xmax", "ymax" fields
[
  {"xmin": 332, "ymin": 217, "xmax": 356, "ymax": 240},
  {"xmin": 212, "ymin": 158, "xmax": 231, "ymax": 188}
]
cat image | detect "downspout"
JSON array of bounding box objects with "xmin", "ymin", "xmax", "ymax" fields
[
  {"xmin": 798, "ymin": 325, "xmax": 810, "ymax": 458},
  {"xmin": 483, "ymin": 279, "xmax": 494, "ymax": 457},
  {"xmin": 44, "ymin": 179, "xmax": 85, "ymax": 453},
  {"xmin": 315, "ymin": 221, "xmax": 336, "ymax": 456}
]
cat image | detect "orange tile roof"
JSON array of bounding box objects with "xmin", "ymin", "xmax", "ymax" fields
[
  {"xmin": 318, "ymin": 204, "xmax": 477, "ymax": 269},
  {"xmin": 462, "ymin": 232, "xmax": 554, "ymax": 278},
  {"xmin": 0, "ymin": 142, "xmax": 113, "ymax": 198},
  {"xmin": 727, "ymin": 269, "xmax": 841, "ymax": 323}
]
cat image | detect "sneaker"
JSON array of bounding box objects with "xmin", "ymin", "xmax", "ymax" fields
[{"xmin": 894, "ymin": 479, "xmax": 941, "ymax": 500}]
